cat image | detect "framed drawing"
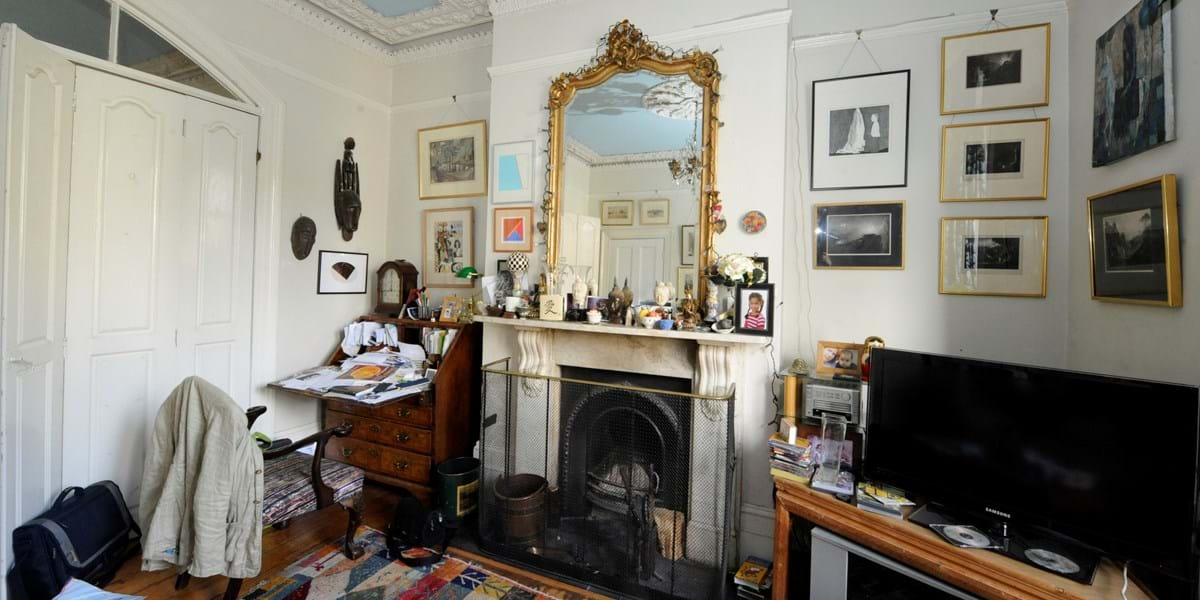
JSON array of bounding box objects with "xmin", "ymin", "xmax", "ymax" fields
[
  {"xmin": 814, "ymin": 201, "xmax": 904, "ymax": 269},
  {"xmin": 601, "ymin": 200, "xmax": 634, "ymax": 225},
  {"xmin": 492, "ymin": 140, "xmax": 535, "ymax": 203},
  {"xmin": 680, "ymin": 224, "xmax": 697, "ymax": 265},
  {"xmin": 939, "ymin": 216, "xmax": 1048, "ymax": 298},
  {"xmin": 810, "ymin": 69, "xmax": 910, "ymax": 190},
  {"xmin": 816, "ymin": 340, "xmax": 863, "ymax": 377},
  {"xmin": 1087, "ymin": 175, "xmax": 1180, "ymax": 307},
  {"xmin": 941, "ymin": 23, "xmax": 1050, "ymax": 114},
  {"xmin": 734, "ymin": 284, "xmax": 774, "ymax": 336},
  {"xmin": 640, "ymin": 199, "xmax": 670, "ymax": 225},
  {"xmin": 940, "ymin": 118, "xmax": 1049, "ymax": 202},
  {"xmin": 418, "ymin": 120, "xmax": 487, "ymax": 199},
  {"xmin": 676, "ymin": 266, "xmax": 697, "ymax": 298},
  {"xmin": 317, "ymin": 251, "xmax": 368, "ymax": 294},
  {"xmin": 493, "ymin": 206, "xmax": 534, "ymax": 253},
  {"xmin": 422, "ymin": 207, "xmax": 475, "ymax": 288},
  {"xmin": 1093, "ymin": 0, "xmax": 1174, "ymax": 166}
]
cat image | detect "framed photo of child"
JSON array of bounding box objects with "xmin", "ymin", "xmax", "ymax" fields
[
  {"xmin": 734, "ymin": 284, "xmax": 774, "ymax": 336},
  {"xmin": 815, "ymin": 340, "xmax": 865, "ymax": 377}
]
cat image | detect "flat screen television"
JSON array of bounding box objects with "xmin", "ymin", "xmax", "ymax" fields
[{"xmin": 865, "ymin": 348, "xmax": 1200, "ymax": 580}]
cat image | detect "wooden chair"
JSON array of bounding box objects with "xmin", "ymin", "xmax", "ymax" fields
[{"xmin": 174, "ymin": 405, "xmax": 366, "ymax": 599}]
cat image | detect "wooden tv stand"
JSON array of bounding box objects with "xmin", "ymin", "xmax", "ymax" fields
[{"xmin": 772, "ymin": 476, "xmax": 1151, "ymax": 599}]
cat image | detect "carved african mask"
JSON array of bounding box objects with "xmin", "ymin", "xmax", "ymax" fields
[
  {"xmin": 334, "ymin": 137, "xmax": 361, "ymax": 242},
  {"xmin": 290, "ymin": 216, "xmax": 317, "ymax": 260}
]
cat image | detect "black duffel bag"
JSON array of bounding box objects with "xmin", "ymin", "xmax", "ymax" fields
[{"xmin": 6, "ymin": 481, "xmax": 141, "ymax": 600}]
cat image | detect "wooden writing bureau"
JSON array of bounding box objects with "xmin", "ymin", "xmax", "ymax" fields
[{"xmin": 271, "ymin": 315, "xmax": 482, "ymax": 505}]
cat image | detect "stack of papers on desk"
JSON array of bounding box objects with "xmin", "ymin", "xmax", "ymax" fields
[{"xmin": 275, "ymin": 349, "xmax": 430, "ymax": 404}]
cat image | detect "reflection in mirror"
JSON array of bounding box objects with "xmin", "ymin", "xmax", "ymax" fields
[{"xmin": 557, "ymin": 71, "xmax": 702, "ymax": 305}]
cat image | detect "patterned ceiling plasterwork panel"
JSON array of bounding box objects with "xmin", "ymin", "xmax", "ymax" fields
[
  {"xmin": 565, "ymin": 137, "xmax": 685, "ymax": 168},
  {"xmin": 310, "ymin": 0, "xmax": 491, "ymax": 44},
  {"xmin": 487, "ymin": 0, "xmax": 568, "ymax": 17}
]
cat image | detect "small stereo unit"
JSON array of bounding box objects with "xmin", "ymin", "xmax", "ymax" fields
[{"xmin": 803, "ymin": 378, "xmax": 862, "ymax": 424}]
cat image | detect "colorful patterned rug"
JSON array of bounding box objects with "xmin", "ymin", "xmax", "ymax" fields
[{"xmin": 243, "ymin": 528, "xmax": 558, "ymax": 599}]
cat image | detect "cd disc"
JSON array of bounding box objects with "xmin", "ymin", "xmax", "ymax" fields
[
  {"xmin": 941, "ymin": 525, "xmax": 991, "ymax": 548},
  {"xmin": 1024, "ymin": 548, "xmax": 1081, "ymax": 574}
]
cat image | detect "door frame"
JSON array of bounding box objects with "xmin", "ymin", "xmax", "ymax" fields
[{"xmin": 47, "ymin": 1, "xmax": 286, "ymax": 433}]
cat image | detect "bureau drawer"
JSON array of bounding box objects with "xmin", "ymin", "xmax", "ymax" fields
[
  {"xmin": 377, "ymin": 446, "xmax": 431, "ymax": 484},
  {"xmin": 324, "ymin": 395, "xmax": 433, "ymax": 428},
  {"xmin": 325, "ymin": 436, "xmax": 382, "ymax": 472},
  {"xmin": 326, "ymin": 409, "xmax": 432, "ymax": 454}
]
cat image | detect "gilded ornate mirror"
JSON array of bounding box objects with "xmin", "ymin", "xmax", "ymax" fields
[{"xmin": 544, "ymin": 20, "xmax": 720, "ymax": 306}]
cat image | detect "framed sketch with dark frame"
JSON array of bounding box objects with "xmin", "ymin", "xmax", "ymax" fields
[
  {"xmin": 810, "ymin": 69, "xmax": 910, "ymax": 190},
  {"xmin": 317, "ymin": 250, "xmax": 368, "ymax": 294},
  {"xmin": 941, "ymin": 118, "xmax": 1049, "ymax": 202},
  {"xmin": 939, "ymin": 216, "xmax": 1048, "ymax": 298},
  {"xmin": 734, "ymin": 284, "xmax": 773, "ymax": 336},
  {"xmin": 814, "ymin": 201, "xmax": 904, "ymax": 269},
  {"xmin": 1087, "ymin": 174, "xmax": 1181, "ymax": 307},
  {"xmin": 680, "ymin": 224, "xmax": 697, "ymax": 265},
  {"xmin": 816, "ymin": 340, "xmax": 864, "ymax": 378},
  {"xmin": 941, "ymin": 23, "xmax": 1050, "ymax": 115}
]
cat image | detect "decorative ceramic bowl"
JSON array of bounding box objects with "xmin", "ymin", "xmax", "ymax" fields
[
  {"xmin": 712, "ymin": 323, "xmax": 735, "ymax": 334},
  {"xmin": 640, "ymin": 316, "xmax": 661, "ymax": 329},
  {"xmin": 656, "ymin": 319, "xmax": 676, "ymax": 330}
]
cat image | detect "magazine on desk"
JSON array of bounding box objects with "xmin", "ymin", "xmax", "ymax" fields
[{"xmin": 274, "ymin": 347, "xmax": 431, "ymax": 404}]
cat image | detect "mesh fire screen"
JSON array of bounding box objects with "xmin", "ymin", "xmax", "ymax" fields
[{"xmin": 479, "ymin": 359, "xmax": 735, "ymax": 599}]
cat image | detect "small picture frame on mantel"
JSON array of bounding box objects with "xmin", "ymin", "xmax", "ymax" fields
[{"xmin": 734, "ymin": 284, "xmax": 774, "ymax": 336}]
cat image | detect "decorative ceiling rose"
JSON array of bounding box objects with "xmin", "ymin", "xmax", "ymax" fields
[{"xmin": 309, "ymin": 0, "xmax": 491, "ymax": 45}]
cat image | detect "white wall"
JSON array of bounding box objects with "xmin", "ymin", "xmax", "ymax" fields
[
  {"xmin": 785, "ymin": 3, "xmax": 1071, "ymax": 371},
  {"xmin": 1065, "ymin": 0, "xmax": 1199, "ymax": 385},
  {"xmin": 791, "ymin": 0, "xmax": 1043, "ymax": 37}
]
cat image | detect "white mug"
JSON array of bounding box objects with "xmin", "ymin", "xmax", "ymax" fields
[{"xmin": 504, "ymin": 296, "xmax": 522, "ymax": 312}]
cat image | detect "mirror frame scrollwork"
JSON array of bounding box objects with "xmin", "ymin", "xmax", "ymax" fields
[{"xmin": 543, "ymin": 20, "xmax": 721, "ymax": 305}]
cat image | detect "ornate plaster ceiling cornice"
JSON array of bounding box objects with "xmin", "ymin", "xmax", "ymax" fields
[
  {"xmin": 310, "ymin": 0, "xmax": 491, "ymax": 45},
  {"xmin": 487, "ymin": 0, "xmax": 567, "ymax": 17},
  {"xmin": 565, "ymin": 136, "xmax": 684, "ymax": 168}
]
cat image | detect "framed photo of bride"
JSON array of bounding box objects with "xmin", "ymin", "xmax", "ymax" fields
[{"xmin": 811, "ymin": 69, "xmax": 910, "ymax": 191}]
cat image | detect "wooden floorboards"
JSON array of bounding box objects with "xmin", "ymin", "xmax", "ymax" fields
[{"xmin": 105, "ymin": 483, "xmax": 608, "ymax": 599}]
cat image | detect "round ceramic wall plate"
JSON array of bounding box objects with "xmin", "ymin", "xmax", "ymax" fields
[{"xmin": 741, "ymin": 210, "xmax": 767, "ymax": 234}]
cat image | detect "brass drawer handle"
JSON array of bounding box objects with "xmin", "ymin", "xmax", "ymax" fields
[
  {"xmin": 368, "ymin": 448, "xmax": 380, "ymax": 458},
  {"xmin": 397, "ymin": 408, "xmax": 412, "ymax": 418},
  {"xmin": 396, "ymin": 432, "xmax": 410, "ymax": 443},
  {"xmin": 341, "ymin": 447, "xmax": 355, "ymax": 458},
  {"xmin": 393, "ymin": 460, "xmax": 409, "ymax": 471},
  {"xmin": 369, "ymin": 423, "xmax": 381, "ymax": 433}
]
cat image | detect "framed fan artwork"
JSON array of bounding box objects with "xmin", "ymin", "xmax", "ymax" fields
[
  {"xmin": 317, "ymin": 251, "xmax": 368, "ymax": 294},
  {"xmin": 810, "ymin": 69, "xmax": 910, "ymax": 190}
]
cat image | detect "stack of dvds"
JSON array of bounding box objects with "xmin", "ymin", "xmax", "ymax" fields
[
  {"xmin": 768, "ymin": 432, "xmax": 814, "ymax": 485},
  {"xmin": 854, "ymin": 480, "xmax": 916, "ymax": 520},
  {"xmin": 734, "ymin": 556, "xmax": 772, "ymax": 599}
]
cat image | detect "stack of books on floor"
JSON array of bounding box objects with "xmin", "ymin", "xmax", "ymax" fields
[
  {"xmin": 768, "ymin": 432, "xmax": 814, "ymax": 485},
  {"xmin": 734, "ymin": 556, "xmax": 772, "ymax": 599},
  {"xmin": 855, "ymin": 481, "xmax": 916, "ymax": 520}
]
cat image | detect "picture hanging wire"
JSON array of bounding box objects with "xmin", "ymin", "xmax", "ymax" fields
[
  {"xmin": 435, "ymin": 94, "xmax": 470, "ymax": 126},
  {"xmin": 835, "ymin": 30, "xmax": 884, "ymax": 76}
]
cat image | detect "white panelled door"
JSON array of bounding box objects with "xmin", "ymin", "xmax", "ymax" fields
[
  {"xmin": 0, "ymin": 25, "xmax": 75, "ymax": 576},
  {"xmin": 62, "ymin": 68, "xmax": 257, "ymax": 508},
  {"xmin": 601, "ymin": 232, "xmax": 666, "ymax": 305}
]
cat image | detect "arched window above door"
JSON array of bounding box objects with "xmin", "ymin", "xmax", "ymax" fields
[{"xmin": 2, "ymin": 0, "xmax": 239, "ymax": 100}]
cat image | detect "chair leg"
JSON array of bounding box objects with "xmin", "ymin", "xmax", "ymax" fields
[
  {"xmin": 174, "ymin": 572, "xmax": 191, "ymax": 590},
  {"xmin": 223, "ymin": 577, "xmax": 243, "ymax": 600},
  {"xmin": 342, "ymin": 503, "xmax": 365, "ymax": 560}
]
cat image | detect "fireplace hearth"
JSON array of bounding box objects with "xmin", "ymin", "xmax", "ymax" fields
[{"xmin": 479, "ymin": 359, "xmax": 734, "ymax": 599}]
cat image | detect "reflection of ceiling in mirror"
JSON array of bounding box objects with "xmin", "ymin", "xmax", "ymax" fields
[
  {"xmin": 566, "ymin": 71, "xmax": 699, "ymax": 156},
  {"xmin": 565, "ymin": 136, "xmax": 688, "ymax": 167}
]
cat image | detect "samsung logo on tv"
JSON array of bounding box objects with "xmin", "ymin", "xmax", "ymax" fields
[{"xmin": 985, "ymin": 507, "xmax": 1012, "ymax": 519}]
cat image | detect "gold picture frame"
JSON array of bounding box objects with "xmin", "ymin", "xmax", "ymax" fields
[
  {"xmin": 1087, "ymin": 174, "xmax": 1181, "ymax": 307},
  {"xmin": 940, "ymin": 118, "xmax": 1049, "ymax": 202},
  {"xmin": 439, "ymin": 296, "xmax": 464, "ymax": 322},
  {"xmin": 418, "ymin": 119, "xmax": 487, "ymax": 200},
  {"xmin": 940, "ymin": 23, "xmax": 1051, "ymax": 115},
  {"xmin": 601, "ymin": 199, "xmax": 634, "ymax": 226},
  {"xmin": 815, "ymin": 340, "xmax": 864, "ymax": 377},
  {"xmin": 939, "ymin": 216, "xmax": 1049, "ymax": 298},
  {"xmin": 812, "ymin": 200, "xmax": 906, "ymax": 270},
  {"xmin": 640, "ymin": 198, "xmax": 671, "ymax": 225}
]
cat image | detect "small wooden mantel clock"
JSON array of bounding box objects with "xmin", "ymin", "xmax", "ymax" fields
[{"xmin": 375, "ymin": 259, "xmax": 419, "ymax": 315}]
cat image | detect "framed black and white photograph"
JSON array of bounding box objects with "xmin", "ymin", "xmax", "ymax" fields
[
  {"xmin": 734, "ymin": 284, "xmax": 773, "ymax": 336},
  {"xmin": 814, "ymin": 201, "xmax": 905, "ymax": 269},
  {"xmin": 940, "ymin": 118, "xmax": 1048, "ymax": 202},
  {"xmin": 810, "ymin": 70, "xmax": 910, "ymax": 190},
  {"xmin": 1087, "ymin": 175, "xmax": 1181, "ymax": 307},
  {"xmin": 939, "ymin": 216, "xmax": 1048, "ymax": 297},
  {"xmin": 680, "ymin": 224, "xmax": 697, "ymax": 265},
  {"xmin": 941, "ymin": 23, "xmax": 1050, "ymax": 114},
  {"xmin": 317, "ymin": 250, "xmax": 368, "ymax": 294}
]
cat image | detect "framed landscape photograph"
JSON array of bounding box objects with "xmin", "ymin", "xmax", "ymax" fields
[
  {"xmin": 1093, "ymin": 0, "xmax": 1175, "ymax": 166},
  {"xmin": 422, "ymin": 207, "xmax": 475, "ymax": 288},
  {"xmin": 493, "ymin": 206, "xmax": 534, "ymax": 253},
  {"xmin": 939, "ymin": 216, "xmax": 1048, "ymax": 298},
  {"xmin": 810, "ymin": 69, "xmax": 910, "ymax": 190},
  {"xmin": 680, "ymin": 224, "xmax": 697, "ymax": 265},
  {"xmin": 815, "ymin": 340, "xmax": 863, "ymax": 377},
  {"xmin": 941, "ymin": 118, "xmax": 1049, "ymax": 202},
  {"xmin": 734, "ymin": 284, "xmax": 773, "ymax": 336},
  {"xmin": 941, "ymin": 23, "xmax": 1050, "ymax": 114},
  {"xmin": 601, "ymin": 200, "xmax": 634, "ymax": 226},
  {"xmin": 814, "ymin": 201, "xmax": 905, "ymax": 269},
  {"xmin": 492, "ymin": 140, "xmax": 535, "ymax": 204},
  {"xmin": 317, "ymin": 251, "xmax": 368, "ymax": 294},
  {"xmin": 640, "ymin": 199, "xmax": 670, "ymax": 225},
  {"xmin": 418, "ymin": 120, "xmax": 487, "ymax": 199},
  {"xmin": 1087, "ymin": 175, "xmax": 1180, "ymax": 307}
]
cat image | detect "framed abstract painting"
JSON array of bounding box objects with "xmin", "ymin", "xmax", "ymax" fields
[
  {"xmin": 493, "ymin": 206, "xmax": 534, "ymax": 253},
  {"xmin": 492, "ymin": 140, "xmax": 535, "ymax": 204},
  {"xmin": 422, "ymin": 207, "xmax": 475, "ymax": 288}
]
